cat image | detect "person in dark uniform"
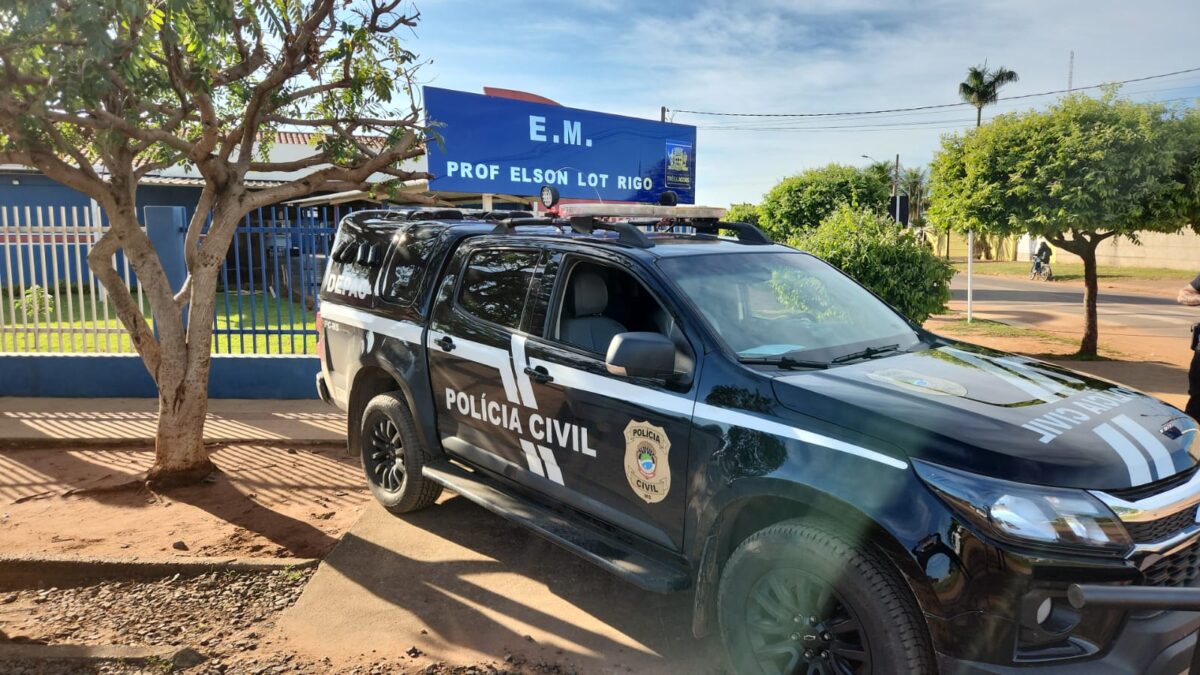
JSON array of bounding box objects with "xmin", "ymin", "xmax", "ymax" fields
[{"xmin": 1177, "ymin": 275, "xmax": 1200, "ymax": 420}]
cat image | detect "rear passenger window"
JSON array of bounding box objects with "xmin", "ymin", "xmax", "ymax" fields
[
  {"xmin": 458, "ymin": 249, "xmax": 540, "ymax": 330},
  {"xmin": 380, "ymin": 226, "xmax": 443, "ymax": 305}
]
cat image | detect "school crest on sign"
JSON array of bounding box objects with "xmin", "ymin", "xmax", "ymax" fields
[{"xmin": 623, "ymin": 420, "xmax": 671, "ymax": 504}]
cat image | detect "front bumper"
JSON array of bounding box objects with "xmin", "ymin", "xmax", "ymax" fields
[
  {"xmin": 315, "ymin": 372, "xmax": 332, "ymax": 405},
  {"xmin": 938, "ymin": 604, "xmax": 1200, "ymax": 674}
]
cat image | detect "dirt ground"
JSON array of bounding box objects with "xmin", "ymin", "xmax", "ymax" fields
[
  {"xmin": 926, "ymin": 312, "xmax": 1190, "ymax": 411},
  {"xmin": 0, "ymin": 444, "xmax": 368, "ymax": 559},
  {"xmin": 0, "ymin": 568, "xmax": 572, "ymax": 674}
]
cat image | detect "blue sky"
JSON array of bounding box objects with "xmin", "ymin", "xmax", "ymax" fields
[{"xmin": 407, "ymin": 0, "xmax": 1200, "ymax": 206}]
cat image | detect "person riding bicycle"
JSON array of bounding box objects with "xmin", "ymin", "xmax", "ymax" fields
[{"xmin": 1032, "ymin": 240, "xmax": 1052, "ymax": 276}]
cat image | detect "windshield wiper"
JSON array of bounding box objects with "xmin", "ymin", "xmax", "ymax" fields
[
  {"xmin": 738, "ymin": 355, "xmax": 829, "ymax": 370},
  {"xmin": 830, "ymin": 343, "xmax": 901, "ymax": 365}
]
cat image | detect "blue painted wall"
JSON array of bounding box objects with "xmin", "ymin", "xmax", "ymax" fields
[
  {"xmin": 0, "ymin": 172, "xmax": 203, "ymax": 213},
  {"xmin": 0, "ymin": 173, "xmax": 205, "ymax": 288},
  {"xmin": 0, "ymin": 354, "xmax": 319, "ymax": 398}
]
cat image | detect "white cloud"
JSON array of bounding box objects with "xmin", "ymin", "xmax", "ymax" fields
[{"xmin": 410, "ymin": 0, "xmax": 1200, "ymax": 205}]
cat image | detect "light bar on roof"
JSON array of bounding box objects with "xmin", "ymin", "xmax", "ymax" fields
[{"xmin": 558, "ymin": 204, "xmax": 727, "ymax": 220}]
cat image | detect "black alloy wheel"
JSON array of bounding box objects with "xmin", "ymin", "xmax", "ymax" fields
[
  {"xmin": 718, "ymin": 521, "xmax": 934, "ymax": 675},
  {"xmin": 359, "ymin": 393, "xmax": 441, "ymax": 514},
  {"xmin": 745, "ymin": 568, "xmax": 869, "ymax": 675},
  {"xmin": 367, "ymin": 416, "xmax": 406, "ymax": 493}
]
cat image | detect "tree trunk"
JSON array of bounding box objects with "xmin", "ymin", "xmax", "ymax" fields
[
  {"xmin": 146, "ymin": 225, "xmax": 231, "ymax": 486},
  {"xmin": 149, "ymin": 387, "xmax": 214, "ymax": 486},
  {"xmin": 1048, "ymin": 232, "xmax": 1105, "ymax": 357},
  {"xmin": 87, "ymin": 190, "xmax": 226, "ymax": 487},
  {"xmin": 1078, "ymin": 244, "xmax": 1100, "ymax": 357}
]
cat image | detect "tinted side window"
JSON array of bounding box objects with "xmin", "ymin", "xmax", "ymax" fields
[
  {"xmin": 458, "ymin": 249, "xmax": 540, "ymax": 330},
  {"xmin": 380, "ymin": 226, "xmax": 443, "ymax": 305}
]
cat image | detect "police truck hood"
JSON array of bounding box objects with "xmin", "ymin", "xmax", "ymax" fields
[{"xmin": 771, "ymin": 343, "xmax": 1198, "ymax": 491}]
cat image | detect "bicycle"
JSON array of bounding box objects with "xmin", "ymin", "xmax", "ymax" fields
[{"xmin": 1030, "ymin": 259, "xmax": 1054, "ymax": 281}]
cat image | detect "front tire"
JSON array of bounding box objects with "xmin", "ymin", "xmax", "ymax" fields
[
  {"xmin": 717, "ymin": 520, "xmax": 934, "ymax": 675},
  {"xmin": 360, "ymin": 392, "xmax": 442, "ymax": 514}
]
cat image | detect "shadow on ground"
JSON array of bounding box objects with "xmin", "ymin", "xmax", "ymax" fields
[
  {"xmin": 951, "ymin": 287, "xmax": 1177, "ymax": 307},
  {"xmin": 1048, "ymin": 359, "xmax": 1189, "ymax": 401},
  {"xmin": 280, "ymin": 496, "xmax": 725, "ymax": 674},
  {"xmin": 0, "ymin": 445, "xmax": 363, "ymax": 558}
]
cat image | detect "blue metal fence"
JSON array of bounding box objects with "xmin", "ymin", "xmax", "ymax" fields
[
  {"xmin": 207, "ymin": 204, "xmax": 345, "ymax": 356},
  {"xmin": 1, "ymin": 202, "xmax": 350, "ymax": 355}
]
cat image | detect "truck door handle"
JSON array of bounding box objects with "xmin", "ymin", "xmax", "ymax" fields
[
  {"xmin": 435, "ymin": 336, "xmax": 455, "ymax": 352},
  {"xmin": 524, "ymin": 365, "xmax": 553, "ymax": 384}
]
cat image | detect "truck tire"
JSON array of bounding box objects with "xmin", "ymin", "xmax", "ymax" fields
[
  {"xmin": 717, "ymin": 520, "xmax": 934, "ymax": 675},
  {"xmin": 360, "ymin": 392, "xmax": 442, "ymax": 514}
]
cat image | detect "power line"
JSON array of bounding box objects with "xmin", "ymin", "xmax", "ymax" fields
[
  {"xmin": 671, "ymin": 65, "xmax": 1200, "ymax": 119},
  {"xmin": 696, "ymin": 78, "xmax": 1200, "ymax": 128},
  {"xmin": 694, "ymin": 96, "xmax": 1199, "ymax": 132}
]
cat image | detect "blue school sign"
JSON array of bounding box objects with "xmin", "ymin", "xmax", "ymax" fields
[{"xmin": 424, "ymin": 86, "xmax": 697, "ymax": 204}]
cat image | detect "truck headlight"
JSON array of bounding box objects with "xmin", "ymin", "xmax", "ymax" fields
[{"xmin": 914, "ymin": 460, "xmax": 1131, "ymax": 554}]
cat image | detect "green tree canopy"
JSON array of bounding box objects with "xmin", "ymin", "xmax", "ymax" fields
[
  {"xmin": 790, "ymin": 206, "xmax": 954, "ymax": 324},
  {"xmin": 928, "ymin": 92, "xmax": 1196, "ymax": 354},
  {"xmin": 760, "ymin": 163, "xmax": 890, "ymax": 239},
  {"xmin": 0, "ymin": 0, "xmax": 429, "ymax": 484},
  {"xmin": 725, "ymin": 202, "xmax": 762, "ymax": 225}
]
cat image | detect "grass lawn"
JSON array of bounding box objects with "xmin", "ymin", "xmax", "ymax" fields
[
  {"xmin": 933, "ymin": 316, "xmax": 1076, "ymax": 345},
  {"xmin": 928, "ymin": 315, "xmax": 1118, "ymax": 361},
  {"xmin": 1, "ymin": 288, "xmax": 316, "ymax": 355},
  {"xmin": 952, "ymin": 261, "xmax": 1192, "ymax": 283}
]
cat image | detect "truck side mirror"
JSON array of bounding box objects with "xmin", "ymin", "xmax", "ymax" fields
[{"xmin": 605, "ymin": 332, "xmax": 676, "ymax": 379}]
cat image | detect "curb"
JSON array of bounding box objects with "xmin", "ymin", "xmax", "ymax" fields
[
  {"xmin": 0, "ymin": 553, "xmax": 319, "ymax": 591},
  {"xmin": 0, "ymin": 643, "xmax": 206, "ymax": 668},
  {"xmin": 0, "ymin": 438, "xmax": 345, "ymax": 451}
]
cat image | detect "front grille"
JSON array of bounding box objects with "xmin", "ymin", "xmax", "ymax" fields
[
  {"xmin": 1125, "ymin": 506, "xmax": 1199, "ymax": 543},
  {"xmin": 1143, "ymin": 539, "xmax": 1200, "ymax": 587}
]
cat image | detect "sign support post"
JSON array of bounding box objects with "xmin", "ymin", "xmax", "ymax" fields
[{"xmin": 967, "ymin": 229, "xmax": 975, "ymax": 323}]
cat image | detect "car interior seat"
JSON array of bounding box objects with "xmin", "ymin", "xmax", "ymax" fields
[{"xmin": 561, "ymin": 271, "xmax": 628, "ymax": 354}]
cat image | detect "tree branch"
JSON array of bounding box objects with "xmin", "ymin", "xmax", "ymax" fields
[
  {"xmin": 241, "ymin": 129, "xmax": 423, "ymax": 211},
  {"xmin": 87, "ymin": 229, "xmax": 162, "ymax": 376},
  {"xmin": 183, "ymin": 189, "xmax": 215, "ymax": 274},
  {"xmin": 247, "ymin": 153, "xmax": 330, "ymax": 172}
]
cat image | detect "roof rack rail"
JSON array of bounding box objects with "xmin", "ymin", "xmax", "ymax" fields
[
  {"xmin": 490, "ymin": 217, "xmax": 558, "ymax": 235},
  {"xmin": 568, "ymin": 216, "xmax": 653, "ymax": 248},
  {"xmin": 559, "ymin": 204, "xmax": 726, "ymax": 220},
  {"xmin": 692, "ymin": 220, "xmax": 772, "ymax": 245},
  {"xmin": 408, "ymin": 208, "xmax": 465, "ymax": 221},
  {"xmin": 485, "ymin": 210, "xmax": 534, "ymax": 220}
]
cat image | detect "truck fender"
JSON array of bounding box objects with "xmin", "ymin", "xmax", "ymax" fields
[{"xmin": 690, "ymin": 476, "xmax": 943, "ymax": 637}]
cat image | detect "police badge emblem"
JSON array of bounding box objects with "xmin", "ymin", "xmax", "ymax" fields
[{"xmin": 623, "ymin": 420, "xmax": 671, "ymax": 504}]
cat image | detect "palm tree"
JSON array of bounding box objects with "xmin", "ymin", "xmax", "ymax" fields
[
  {"xmin": 899, "ymin": 166, "xmax": 927, "ymax": 224},
  {"xmin": 959, "ymin": 64, "xmax": 1019, "ymax": 127},
  {"xmin": 959, "ymin": 64, "xmax": 1019, "ymax": 265}
]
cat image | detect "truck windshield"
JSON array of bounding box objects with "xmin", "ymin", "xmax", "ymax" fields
[{"xmin": 658, "ymin": 251, "xmax": 920, "ymax": 363}]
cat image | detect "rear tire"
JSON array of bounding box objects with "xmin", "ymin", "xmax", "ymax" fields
[
  {"xmin": 360, "ymin": 392, "xmax": 441, "ymax": 514},
  {"xmin": 717, "ymin": 520, "xmax": 934, "ymax": 675}
]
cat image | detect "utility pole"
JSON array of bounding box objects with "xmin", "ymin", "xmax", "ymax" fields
[
  {"xmin": 1067, "ymin": 50, "xmax": 1075, "ymax": 91},
  {"xmin": 660, "ymin": 106, "xmax": 667, "ymax": 122},
  {"xmin": 893, "ymin": 153, "xmax": 900, "ymax": 223}
]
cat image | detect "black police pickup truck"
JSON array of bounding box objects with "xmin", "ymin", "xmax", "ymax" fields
[{"xmin": 316, "ymin": 202, "xmax": 1200, "ymax": 674}]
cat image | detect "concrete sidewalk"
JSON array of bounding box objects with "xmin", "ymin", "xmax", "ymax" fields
[
  {"xmin": 276, "ymin": 498, "xmax": 723, "ymax": 674},
  {"xmin": 0, "ymin": 397, "xmax": 345, "ymax": 446}
]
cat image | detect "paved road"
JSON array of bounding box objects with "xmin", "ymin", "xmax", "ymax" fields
[{"xmin": 950, "ymin": 274, "xmax": 1194, "ymax": 340}]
